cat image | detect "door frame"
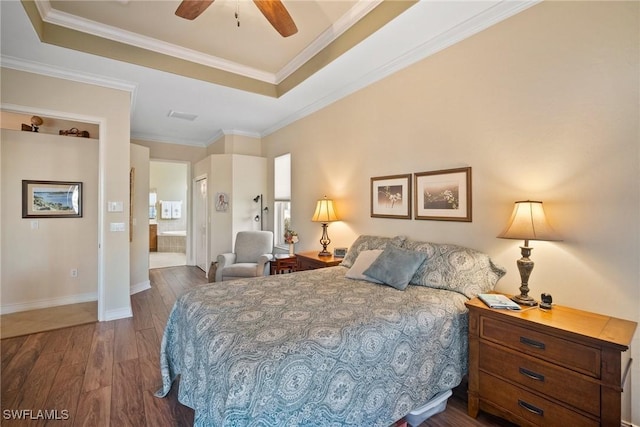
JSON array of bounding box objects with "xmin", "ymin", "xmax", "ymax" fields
[{"xmin": 193, "ymin": 173, "xmax": 209, "ymax": 275}]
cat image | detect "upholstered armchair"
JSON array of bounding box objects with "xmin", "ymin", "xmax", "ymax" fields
[{"xmin": 215, "ymin": 231, "xmax": 274, "ymax": 282}]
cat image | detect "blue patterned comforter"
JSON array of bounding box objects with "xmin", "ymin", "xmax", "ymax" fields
[{"xmin": 158, "ymin": 266, "xmax": 469, "ymax": 426}]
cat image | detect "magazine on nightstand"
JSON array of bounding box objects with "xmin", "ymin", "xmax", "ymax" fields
[{"xmin": 478, "ymin": 293, "xmax": 522, "ymax": 310}]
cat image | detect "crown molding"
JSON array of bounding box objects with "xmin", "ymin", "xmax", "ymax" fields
[
  {"xmin": 34, "ymin": 0, "xmax": 277, "ymax": 84},
  {"xmin": 34, "ymin": 0, "xmax": 382, "ymax": 86},
  {"xmin": 207, "ymin": 129, "xmax": 225, "ymax": 146},
  {"xmin": 222, "ymin": 129, "xmax": 262, "ymax": 138},
  {"xmin": 1, "ymin": 55, "xmax": 138, "ymax": 111},
  {"xmin": 1, "ymin": 55, "xmax": 137, "ymax": 94},
  {"xmin": 262, "ymin": 0, "xmax": 541, "ymax": 137},
  {"xmin": 130, "ymin": 131, "xmax": 209, "ymax": 147},
  {"xmin": 275, "ymin": 0, "xmax": 382, "ymax": 84}
]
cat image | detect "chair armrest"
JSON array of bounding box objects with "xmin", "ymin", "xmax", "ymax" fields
[
  {"xmin": 215, "ymin": 253, "xmax": 236, "ymax": 282},
  {"xmin": 217, "ymin": 252, "xmax": 237, "ymax": 267},
  {"xmin": 257, "ymin": 254, "xmax": 274, "ymax": 276}
]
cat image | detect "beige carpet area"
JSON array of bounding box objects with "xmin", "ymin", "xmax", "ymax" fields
[
  {"xmin": 0, "ymin": 301, "xmax": 97, "ymax": 339},
  {"xmin": 150, "ymin": 252, "xmax": 186, "ymax": 269}
]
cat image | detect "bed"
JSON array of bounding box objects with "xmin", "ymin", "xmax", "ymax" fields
[{"xmin": 158, "ymin": 235, "xmax": 506, "ymax": 426}]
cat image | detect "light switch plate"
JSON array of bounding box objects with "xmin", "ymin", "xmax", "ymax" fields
[
  {"xmin": 108, "ymin": 201, "xmax": 124, "ymax": 212},
  {"xmin": 110, "ymin": 222, "xmax": 126, "ymax": 232}
]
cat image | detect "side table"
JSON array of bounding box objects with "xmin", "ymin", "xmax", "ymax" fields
[
  {"xmin": 270, "ymin": 254, "xmax": 297, "ymax": 275},
  {"xmin": 296, "ymin": 251, "xmax": 343, "ymax": 271}
]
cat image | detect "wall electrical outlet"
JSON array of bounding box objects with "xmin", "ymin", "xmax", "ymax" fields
[{"xmin": 70, "ymin": 268, "xmax": 78, "ymax": 277}]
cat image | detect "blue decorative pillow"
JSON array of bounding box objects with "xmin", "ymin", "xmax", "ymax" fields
[{"xmin": 363, "ymin": 245, "xmax": 427, "ymax": 290}]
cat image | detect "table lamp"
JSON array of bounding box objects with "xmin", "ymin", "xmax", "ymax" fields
[
  {"xmin": 311, "ymin": 196, "xmax": 338, "ymax": 256},
  {"xmin": 497, "ymin": 200, "xmax": 561, "ymax": 306}
]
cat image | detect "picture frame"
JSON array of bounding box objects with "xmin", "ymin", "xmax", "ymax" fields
[
  {"xmin": 22, "ymin": 180, "xmax": 83, "ymax": 218},
  {"xmin": 370, "ymin": 174, "xmax": 412, "ymax": 219},
  {"xmin": 414, "ymin": 167, "xmax": 472, "ymax": 221},
  {"xmin": 215, "ymin": 192, "xmax": 229, "ymax": 212}
]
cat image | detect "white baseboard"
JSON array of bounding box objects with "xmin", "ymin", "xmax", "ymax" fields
[
  {"xmin": 621, "ymin": 421, "xmax": 638, "ymax": 427},
  {"xmin": 130, "ymin": 280, "xmax": 151, "ymax": 295},
  {"xmin": 0, "ymin": 292, "xmax": 97, "ymax": 315},
  {"xmin": 104, "ymin": 306, "xmax": 132, "ymax": 321}
]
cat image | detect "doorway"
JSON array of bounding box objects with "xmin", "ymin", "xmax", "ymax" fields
[{"xmin": 149, "ymin": 160, "xmax": 189, "ymax": 269}]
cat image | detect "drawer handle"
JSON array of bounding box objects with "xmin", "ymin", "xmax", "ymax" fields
[
  {"xmin": 518, "ymin": 399, "xmax": 544, "ymax": 416},
  {"xmin": 519, "ymin": 367, "xmax": 545, "ymax": 382},
  {"xmin": 520, "ymin": 336, "xmax": 546, "ymax": 350}
]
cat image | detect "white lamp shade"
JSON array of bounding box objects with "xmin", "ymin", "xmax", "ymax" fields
[
  {"xmin": 498, "ymin": 200, "xmax": 560, "ymax": 242},
  {"xmin": 311, "ymin": 197, "xmax": 338, "ymax": 223}
]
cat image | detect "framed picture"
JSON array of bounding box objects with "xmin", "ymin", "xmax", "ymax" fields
[
  {"xmin": 22, "ymin": 180, "xmax": 83, "ymax": 218},
  {"xmin": 414, "ymin": 167, "xmax": 472, "ymax": 221},
  {"xmin": 370, "ymin": 174, "xmax": 412, "ymax": 219},
  {"xmin": 215, "ymin": 192, "xmax": 229, "ymax": 212}
]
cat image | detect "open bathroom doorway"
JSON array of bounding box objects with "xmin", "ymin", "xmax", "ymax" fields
[{"xmin": 149, "ymin": 160, "xmax": 188, "ymax": 269}]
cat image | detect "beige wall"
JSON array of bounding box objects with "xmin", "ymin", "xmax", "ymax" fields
[
  {"xmin": 207, "ymin": 133, "xmax": 263, "ymax": 156},
  {"xmin": 2, "ymin": 68, "xmax": 133, "ymax": 320},
  {"xmin": 130, "ymin": 143, "xmax": 150, "ymax": 294},
  {"xmin": 263, "ymin": 1, "xmax": 639, "ymax": 422},
  {"xmin": 131, "ymin": 138, "xmax": 206, "ymax": 163},
  {"xmin": 1, "ymin": 130, "xmax": 98, "ymax": 312},
  {"xmin": 194, "ymin": 154, "xmax": 267, "ymax": 267}
]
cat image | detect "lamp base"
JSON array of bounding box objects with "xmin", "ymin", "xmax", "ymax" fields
[
  {"xmin": 510, "ymin": 294, "xmax": 538, "ymax": 307},
  {"xmin": 511, "ymin": 245, "xmax": 537, "ymax": 306},
  {"xmin": 318, "ymin": 222, "xmax": 332, "ymax": 257}
]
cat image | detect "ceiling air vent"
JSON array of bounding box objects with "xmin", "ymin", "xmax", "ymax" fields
[{"xmin": 168, "ymin": 110, "xmax": 198, "ymax": 121}]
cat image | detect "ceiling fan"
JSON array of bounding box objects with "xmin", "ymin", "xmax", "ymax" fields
[{"xmin": 175, "ymin": 0, "xmax": 298, "ymax": 37}]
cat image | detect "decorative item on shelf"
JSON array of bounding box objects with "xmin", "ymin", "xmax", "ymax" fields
[
  {"xmin": 497, "ymin": 200, "xmax": 561, "ymax": 306},
  {"xmin": 311, "ymin": 196, "xmax": 339, "ymax": 257},
  {"xmin": 284, "ymin": 227, "xmax": 298, "ymax": 255},
  {"xmin": 253, "ymin": 194, "xmax": 268, "ymax": 230},
  {"xmin": 30, "ymin": 116, "xmax": 43, "ymax": 132},
  {"xmin": 59, "ymin": 128, "xmax": 90, "ymax": 138},
  {"xmin": 21, "ymin": 116, "xmax": 44, "ymax": 132}
]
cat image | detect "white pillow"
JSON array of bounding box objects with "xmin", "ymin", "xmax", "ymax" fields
[{"xmin": 345, "ymin": 250, "xmax": 384, "ymax": 284}]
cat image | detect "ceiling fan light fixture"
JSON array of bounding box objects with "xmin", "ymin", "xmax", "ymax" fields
[{"xmin": 175, "ymin": 0, "xmax": 297, "ymax": 37}]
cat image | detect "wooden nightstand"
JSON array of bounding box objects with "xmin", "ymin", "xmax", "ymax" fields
[
  {"xmin": 296, "ymin": 251, "xmax": 343, "ymax": 271},
  {"xmin": 270, "ymin": 254, "xmax": 297, "ymax": 275},
  {"xmin": 466, "ymin": 297, "xmax": 637, "ymax": 427}
]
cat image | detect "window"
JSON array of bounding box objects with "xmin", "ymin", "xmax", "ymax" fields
[{"xmin": 274, "ymin": 153, "xmax": 291, "ymax": 247}]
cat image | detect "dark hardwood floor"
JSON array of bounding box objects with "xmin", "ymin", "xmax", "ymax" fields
[{"xmin": 1, "ymin": 265, "xmax": 514, "ymax": 426}]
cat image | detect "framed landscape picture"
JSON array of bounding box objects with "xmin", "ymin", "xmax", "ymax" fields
[
  {"xmin": 414, "ymin": 167, "xmax": 471, "ymax": 221},
  {"xmin": 22, "ymin": 180, "xmax": 83, "ymax": 218},
  {"xmin": 370, "ymin": 174, "xmax": 411, "ymax": 219}
]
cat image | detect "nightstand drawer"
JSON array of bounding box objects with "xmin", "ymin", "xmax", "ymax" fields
[
  {"xmin": 479, "ymin": 342, "xmax": 600, "ymax": 416},
  {"xmin": 479, "ymin": 372, "xmax": 599, "ymax": 427},
  {"xmin": 480, "ymin": 317, "xmax": 600, "ymax": 377}
]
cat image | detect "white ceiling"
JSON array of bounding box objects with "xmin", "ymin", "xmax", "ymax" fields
[{"xmin": 1, "ymin": 0, "xmax": 538, "ymax": 147}]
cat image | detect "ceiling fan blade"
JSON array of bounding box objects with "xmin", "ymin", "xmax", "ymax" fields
[
  {"xmin": 253, "ymin": 0, "xmax": 298, "ymax": 37},
  {"xmin": 175, "ymin": 0, "xmax": 215, "ymax": 20}
]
